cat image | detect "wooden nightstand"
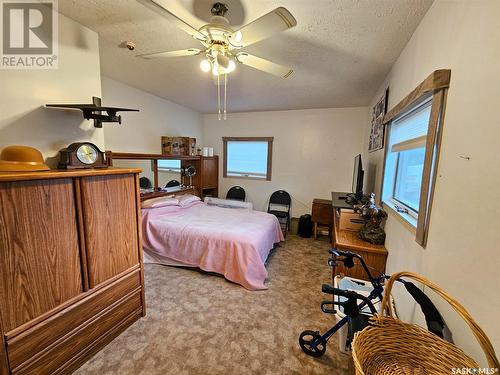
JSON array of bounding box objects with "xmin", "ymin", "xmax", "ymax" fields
[{"xmin": 312, "ymin": 198, "xmax": 333, "ymax": 239}]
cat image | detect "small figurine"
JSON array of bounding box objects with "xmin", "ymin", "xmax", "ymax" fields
[{"xmin": 353, "ymin": 193, "xmax": 387, "ymax": 245}]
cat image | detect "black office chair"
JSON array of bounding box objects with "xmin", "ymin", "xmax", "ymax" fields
[
  {"xmin": 226, "ymin": 186, "xmax": 246, "ymax": 201},
  {"xmin": 268, "ymin": 190, "xmax": 291, "ymax": 235},
  {"xmin": 139, "ymin": 177, "xmax": 152, "ymax": 189},
  {"xmin": 165, "ymin": 179, "xmax": 181, "ymax": 188}
]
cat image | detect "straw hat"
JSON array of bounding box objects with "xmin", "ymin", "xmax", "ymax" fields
[{"xmin": 0, "ymin": 145, "xmax": 50, "ymax": 171}]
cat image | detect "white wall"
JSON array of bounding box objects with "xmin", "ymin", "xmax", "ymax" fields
[
  {"xmin": 101, "ymin": 77, "xmax": 202, "ymax": 154},
  {"xmin": 0, "ymin": 14, "xmax": 102, "ymax": 166},
  {"xmin": 364, "ymin": 0, "xmax": 500, "ymax": 364},
  {"xmin": 203, "ymin": 108, "xmax": 367, "ymax": 216}
]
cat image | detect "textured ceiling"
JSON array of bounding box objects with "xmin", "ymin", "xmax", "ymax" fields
[{"xmin": 58, "ymin": 0, "xmax": 433, "ymax": 113}]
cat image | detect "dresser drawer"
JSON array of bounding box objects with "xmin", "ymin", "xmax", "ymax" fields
[
  {"xmin": 12, "ymin": 291, "xmax": 142, "ymax": 375},
  {"xmin": 6, "ymin": 269, "xmax": 141, "ymax": 370}
]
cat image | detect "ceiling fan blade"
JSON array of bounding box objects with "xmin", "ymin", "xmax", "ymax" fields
[
  {"xmin": 136, "ymin": 0, "xmax": 207, "ymax": 42},
  {"xmin": 138, "ymin": 48, "xmax": 202, "ymax": 59},
  {"xmin": 229, "ymin": 7, "xmax": 297, "ymax": 48},
  {"xmin": 236, "ymin": 52, "xmax": 293, "ymax": 79}
]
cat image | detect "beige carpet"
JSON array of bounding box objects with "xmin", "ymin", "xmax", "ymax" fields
[{"xmin": 76, "ymin": 235, "xmax": 351, "ymax": 375}]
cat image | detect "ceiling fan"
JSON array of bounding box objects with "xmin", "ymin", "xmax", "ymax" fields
[{"xmin": 136, "ymin": 0, "xmax": 297, "ymax": 119}]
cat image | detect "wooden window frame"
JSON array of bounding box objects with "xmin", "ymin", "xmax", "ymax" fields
[
  {"xmin": 383, "ymin": 97, "xmax": 433, "ymax": 225},
  {"xmin": 381, "ymin": 69, "xmax": 451, "ymax": 247},
  {"xmin": 222, "ymin": 137, "xmax": 273, "ymax": 181}
]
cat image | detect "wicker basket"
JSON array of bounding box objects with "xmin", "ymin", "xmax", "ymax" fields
[{"xmin": 352, "ymin": 271, "xmax": 499, "ymax": 375}]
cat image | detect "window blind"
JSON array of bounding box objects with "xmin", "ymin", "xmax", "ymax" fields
[{"xmin": 390, "ymin": 100, "xmax": 432, "ymax": 152}]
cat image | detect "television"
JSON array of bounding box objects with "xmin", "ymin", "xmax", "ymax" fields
[{"xmin": 350, "ymin": 154, "xmax": 364, "ymax": 202}]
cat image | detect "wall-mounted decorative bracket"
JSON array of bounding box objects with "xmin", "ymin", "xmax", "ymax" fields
[{"xmin": 45, "ymin": 97, "xmax": 139, "ymax": 128}]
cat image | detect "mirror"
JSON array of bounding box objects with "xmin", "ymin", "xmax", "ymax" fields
[
  {"xmin": 157, "ymin": 159, "xmax": 182, "ymax": 189},
  {"xmin": 183, "ymin": 164, "xmax": 197, "ymax": 187},
  {"xmin": 112, "ymin": 160, "xmax": 154, "ymax": 191},
  {"xmin": 112, "ymin": 159, "xmax": 182, "ymax": 191}
]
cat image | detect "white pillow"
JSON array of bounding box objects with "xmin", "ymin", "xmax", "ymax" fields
[
  {"xmin": 180, "ymin": 200, "xmax": 204, "ymax": 209},
  {"xmin": 178, "ymin": 194, "xmax": 201, "ymax": 207},
  {"xmin": 142, "ymin": 196, "xmax": 179, "ymax": 209},
  {"xmin": 204, "ymin": 197, "xmax": 253, "ymax": 210}
]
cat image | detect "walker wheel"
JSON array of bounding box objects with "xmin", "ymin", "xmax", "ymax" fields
[{"xmin": 299, "ymin": 330, "xmax": 327, "ymax": 357}]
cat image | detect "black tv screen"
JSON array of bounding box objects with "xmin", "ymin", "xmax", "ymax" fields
[{"xmin": 352, "ymin": 154, "xmax": 364, "ymax": 197}]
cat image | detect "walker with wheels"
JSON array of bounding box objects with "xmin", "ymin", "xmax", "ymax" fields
[{"xmin": 299, "ymin": 248, "xmax": 445, "ymax": 357}]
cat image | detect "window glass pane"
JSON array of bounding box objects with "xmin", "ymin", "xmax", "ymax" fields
[
  {"xmin": 158, "ymin": 159, "xmax": 181, "ymax": 170},
  {"xmin": 227, "ymin": 141, "xmax": 268, "ymax": 178},
  {"xmin": 394, "ymin": 147, "xmax": 425, "ymax": 211}
]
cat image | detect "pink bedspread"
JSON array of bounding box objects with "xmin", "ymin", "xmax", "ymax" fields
[{"xmin": 141, "ymin": 202, "xmax": 284, "ymax": 290}]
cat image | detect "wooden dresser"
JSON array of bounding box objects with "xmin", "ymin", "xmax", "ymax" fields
[
  {"xmin": 332, "ymin": 209, "xmax": 388, "ymax": 281},
  {"xmin": 0, "ymin": 168, "xmax": 145, "ymax": 374}
]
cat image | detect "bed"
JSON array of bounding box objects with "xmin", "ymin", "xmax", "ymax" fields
[{"xmin": 141, "ymin": 195, "xmax": 284, "ymax": 290}]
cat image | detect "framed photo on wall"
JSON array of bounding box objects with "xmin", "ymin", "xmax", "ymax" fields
[{"xmin": 368, "ymin": 88, "xmax": 389, "ymax": 152}]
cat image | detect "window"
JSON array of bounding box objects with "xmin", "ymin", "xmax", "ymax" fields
[
  {"xmin": 380, "ymin": 69, "xmax": 450, "ymax": 247},
  {"xmin": 383, "ymin": 98, "xmax": 432, "ymax": 220},
  {"xmin": 222, "ymin": 137, "xmax": 273, "ymax": 180},
  {"xmin": 157, "ymin": 159, "xmax": 181, "ymax": 172}
]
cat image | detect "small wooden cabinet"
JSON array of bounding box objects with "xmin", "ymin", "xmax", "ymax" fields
[
  {"xmin": 181, "ymin": 155, "xmax": 218, "ymax": 198},
  {"xmin": 312, "ymin": 198, "xmax": 333, "ymax": 239},
  {"xmin": 0, "ymin": 168, "xmax": 145, "ymax": 374},
  {"xmin": 331, "ymin": 209, "xmax": 388, "ymax": 281},
  {"xmin": 200, "ymin": 156, "xmax": 218, "ymax": 197}
]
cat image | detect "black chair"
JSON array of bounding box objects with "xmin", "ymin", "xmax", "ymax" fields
[
  {"xmin": 165, "ymin": 179, "xmax": 181, "ymax": 188},
  {"xmin": 267, "ymin": 190, "xmax": 291, "ymax": 235},
  {"xmin": 226, "ymin": 186, "xmax": 246, "ymax": 201},
  {"xmin": 139, "ymin": 177, "xmax": 152, "ymax": 189}
]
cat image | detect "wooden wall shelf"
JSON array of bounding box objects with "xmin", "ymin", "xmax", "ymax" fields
[{"xmin": 45, "ymin": 97, "xmax": 139, "ymax": 128}]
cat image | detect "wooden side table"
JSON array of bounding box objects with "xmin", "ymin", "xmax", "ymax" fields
[
  {"xmin": 331, "ymin": 209, "xmax": 388, "ymax": 280},
  {"xmin": 312, "ymin": 198, "xmax": 333, "ymax": 239}
]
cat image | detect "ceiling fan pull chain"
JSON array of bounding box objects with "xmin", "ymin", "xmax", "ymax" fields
[
  {"xmin": 217, "ymin": 73, "xmax": 221, "ymax": 120},
  {"xmin": 224, "ymin": 74, "xmax": 227, "ymax": 120}
]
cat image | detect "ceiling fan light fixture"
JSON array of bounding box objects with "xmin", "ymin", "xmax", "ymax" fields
[
  {"xmin": 135, "ymin": 1, "xmax": 296, "ymax": 120},
  {"xmin": 200, "ymin": 59, "xmax": 211, "ymax": 72},
  {"xmin": 227, "ymin": 60, "xmax": 236, "ymax": 73},
  {"xmin": 233, "ymin": 30, "xmax": 242, "ymax": 43},
  {"xmin": 216, "ymin": 53, "xmax": 230, "ymax": 69}
]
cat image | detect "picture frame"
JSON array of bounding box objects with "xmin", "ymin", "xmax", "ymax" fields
[{"xmin": 368, "ymin": 87, "xmax": 389, "ymax": 152}]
